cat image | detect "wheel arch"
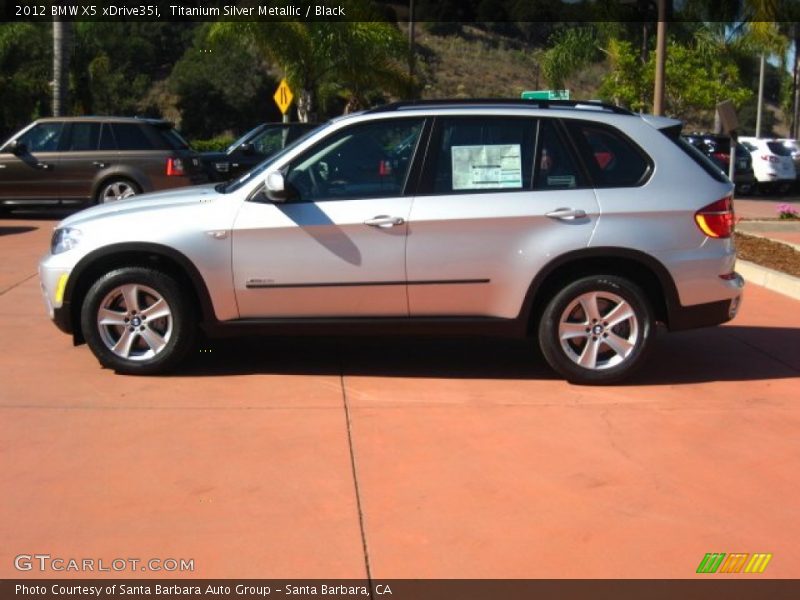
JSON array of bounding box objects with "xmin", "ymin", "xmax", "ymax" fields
[
  {"xmin": 63, "ymin": 243, "xmax": 216, "ymax": 344},
  {"xmin": 519, "ymin": 247, "xmax": 680, "ymax": 333}
]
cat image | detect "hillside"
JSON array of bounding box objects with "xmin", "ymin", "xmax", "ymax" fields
[
  {"xmin": 409, "ymin": 25, "xmax": 789, "ymax": 137},
  {"xmin": 412, "ymin": 25, "xmax": 605, "ymax": 101}
]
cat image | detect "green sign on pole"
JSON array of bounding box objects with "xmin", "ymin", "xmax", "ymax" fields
[{"xmin": 521, "ymin": 90, "xmax": 570, "ymax": 100}]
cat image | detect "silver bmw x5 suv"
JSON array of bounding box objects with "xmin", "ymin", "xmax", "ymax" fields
[{"xmin": 39, "ymin": 100, "xmax": 744, "ymax": 384}]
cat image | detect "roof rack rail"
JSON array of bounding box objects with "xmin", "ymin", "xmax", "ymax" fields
[{"xmin": 366, "ymin": 98, "xmax": 635, "ymax": 116}]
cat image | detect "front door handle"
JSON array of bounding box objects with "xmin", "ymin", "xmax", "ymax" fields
[
  {"xmin": 35, "ymin": 162, "xmax": 51, "ymax": 170},
  {"xmin": 545, "ymin": 207, "xmax": 587, "ymax": 220},
  {"xmin": 93, "ymin": 161, "xmax": 107, "ymax": 168},
  {"xmin": 364, "ymin": 215, "xmax": 405, "ymax": 228}
]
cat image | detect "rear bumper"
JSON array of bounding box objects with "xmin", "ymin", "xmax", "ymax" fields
[{"xmin": 668, "ymin": 272, "xmax": 744, "ymax": 331}]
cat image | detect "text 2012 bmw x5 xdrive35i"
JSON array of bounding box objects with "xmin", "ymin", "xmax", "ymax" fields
[{"xmin": 39, "ymin": 100, "xmax": 744, "ymax": 384}]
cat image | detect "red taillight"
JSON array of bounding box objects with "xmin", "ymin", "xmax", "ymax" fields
[
  {"xmin": 695, "ymin": 196, "xmax": 734, "ymax": 239},
  {"xmin": 166, "ymin": 157, "xmax": 185, "ymax": 176},
  {"xmin": 712, "ymin": 151, "xmax": 729, "ymax": 162}
]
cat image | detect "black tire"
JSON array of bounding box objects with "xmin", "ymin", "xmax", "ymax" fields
[
  {"xmin": 81, "ymin": 267, "xmax": 196, "ymax": 374},
  {"xmin": 95, "ymin": 178, "xmax": 141, "ymax": 204},
  {"xmin": 538, "ymin": 275, "xmax": 654, "ymax": 385}
]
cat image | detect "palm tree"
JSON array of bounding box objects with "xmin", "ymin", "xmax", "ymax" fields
[
  {"xmin": 210, "ymin": 16, "xmax": 411, "ymax": 121},
  {"xmin": 744, "ymin": 1, "xmax": 788, "ymax": 136},
  {"xmin": 52, "ymin": 19, "xmax": 72, "ymax": 117}
]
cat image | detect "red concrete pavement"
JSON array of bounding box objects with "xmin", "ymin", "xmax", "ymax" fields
[{"xmin": 1, "ymin": 215, "xmax": 798, "ymax": 580}]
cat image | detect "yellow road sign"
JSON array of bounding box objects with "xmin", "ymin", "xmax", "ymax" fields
[{"xmin": 274, "ymin": 79, "xmax": 294, "ymax": 115}]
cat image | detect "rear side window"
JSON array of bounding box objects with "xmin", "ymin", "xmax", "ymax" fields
[
  {"xmin": 161, "ymin": 128, "xmax": 190, "ymax": 150},
  {"xmin": 65, "ymin": 122, "xmax": 118, "ymax": 151},
  {"xmin": 534, "ymin": 120, "xmax": 583, "ymax": 190},
  {"xmin": 112, "ymin": 123, "xmax": 154, "ymax": 150},
  {"xmin": 565, "ymin": 120, "xmax": 651, "ymax": 187},
  {"xmin": 661, "ymin": 126, "xmax": 727, "ymax": 183},
  {"xmin": 427, "ymin": 117, "xmax": 536, "ymax": 194},
  {"xmin": 98, "ymin": 124, "xmax": 116, "ymax": 150},
  {"xmin": 67, "ymin": 122, "xmax": 101, "ymax": 151}
]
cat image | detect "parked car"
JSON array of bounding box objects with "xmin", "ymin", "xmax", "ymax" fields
[
  {"xmin": 39, "ymin": 99, "xmax": 743, "ymax": 385},
  {"xmin": 738, "ymin": 136, "xmax": 797, "ymax": 194},
  {"xmin": 0, "ymin": 116, "xmax": 207, "ymax": 211},
  {"xmin": 202, "ymin": 122, "xmax": 319, "ymax": 181},
  {"xmin": 777, "ymin": 138, "xmax": 800, "ymax": 179},
  {"xmin": 682, "ymin": 133, "xmax": 756, "ymax": 195}
]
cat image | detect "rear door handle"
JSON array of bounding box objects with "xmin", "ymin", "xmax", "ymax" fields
[
  {"xmin": 92, "ymin": 161, "xmax": 107, "ymax": 168},
  {"xmin": 545, "ymin": 207, "xmax": 587, "ymax": 220},
  {"xmin": 364, "ymin": 215, "xmax": 405, "ymax": 228}
]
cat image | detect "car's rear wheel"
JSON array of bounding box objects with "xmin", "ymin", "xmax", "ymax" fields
[
  {"xmin": 96, "ymin": 178, "xmax": 140, "ymax": 204},
  {"xmin": 538, "ymin": 275, "xmax": 654, "ymax": 385},
  {"xmin": 81, "ymin": 267, "xmax": 195, "ymax": 374}
]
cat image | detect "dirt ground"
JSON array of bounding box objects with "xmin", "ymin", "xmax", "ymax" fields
[{"xmin": 735, "ymin": 232, "xmax": 800, "ymax": 278}]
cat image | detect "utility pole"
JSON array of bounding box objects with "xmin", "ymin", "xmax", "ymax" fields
[
  {"xmin": 408, "ymin": 0, "xmax": 415, "ymax": 79},
  {"xmin": 756, "ymin": 53, "xmax": 766, "ymax": 137},
  {"xmin": 653, "ymin": 0, "xmax": 667, "ymax": 116}
]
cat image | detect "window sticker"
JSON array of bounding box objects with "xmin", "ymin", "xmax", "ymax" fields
[
  {"xmin": 451, "ymin": 144, "xmax": 523, "ymax": 190},
  {"xmin": 547, "ymin": 175, "xmax": 577, "ymax": 187}
]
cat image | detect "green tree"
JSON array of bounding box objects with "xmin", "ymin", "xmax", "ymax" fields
[
  {"xmin": 540, "ymin": 26, "xmax": 599, "ymax": 89},
  {"xmin": 70, "ymin": 23, "xmax": 195, "ymax": 116},
  {"xmin": 599, "ymin": 37, "xmax": 751, "ymax": 125},
  {"xmin": 0, "ymin": 23, "xmax": 51, "ymax": 137},
  {"xmin": 209, "ymin": 2, "xmax": 412, "ymax": 121},
  {"xmin": 168, "ymin": 24, "xmax": 277, "ymax": 139}
]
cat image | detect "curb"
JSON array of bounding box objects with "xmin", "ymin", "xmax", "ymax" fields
[
  {"xmin": 737, "ymin": 260, "xmax": 800, "ymax": 302},
  {"xmin": 737, "ymin": 229, "xmax": 800, "ymax": 252},
  {"xmin": 737, "ymin": 219, "xmax": 800, "ymax": 232}
]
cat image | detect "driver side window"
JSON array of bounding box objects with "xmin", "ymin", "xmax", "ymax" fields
[
  {"xmin": 285, "ymin": 118, "xmax": 424, "ymax": 202},
  {"xmin": 17, "ymin": 122, "xmax": 64, "ymax": 153}
]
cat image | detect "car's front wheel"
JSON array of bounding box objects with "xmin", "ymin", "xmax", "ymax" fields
[
  {"xmin": 81, "ymin": 267, "xmax": 195, "ymax": 374},
  {"xmin": 538, "ymin": 275, "xmax": 654, "ymax": 385}
]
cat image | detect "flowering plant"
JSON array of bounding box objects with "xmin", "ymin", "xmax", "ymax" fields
[{"xmin": 777, "ymin": 203, "xmax": 799, "ymax": 220}]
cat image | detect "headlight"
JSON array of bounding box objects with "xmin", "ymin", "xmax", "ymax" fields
[{"xmin": 51, "ymin": 227, "xmax": 82, "ymax": 255}]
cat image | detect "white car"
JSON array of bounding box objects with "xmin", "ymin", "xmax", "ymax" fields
[
  {"xmin": 739, "ymin": 136, "xmax": 797, "ymax": 194},
  {"xmin": 777, "ymin": 138, "xmax": 800, "ymax": 177}
]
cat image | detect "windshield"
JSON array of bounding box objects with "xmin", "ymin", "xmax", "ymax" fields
[
  {"xmin": 225, "ymin": 127, "xmax": 261, "ymax": 154},
  {"xmin": 218, "ymin": 121, "xmax": 332, "ymax": 194}
]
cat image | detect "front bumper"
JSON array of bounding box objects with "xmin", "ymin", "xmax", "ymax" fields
[{"xmin": 39, "ymin": 259, "xmax": 74, "ymax": 334}]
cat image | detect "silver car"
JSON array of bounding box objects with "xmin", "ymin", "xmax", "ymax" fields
[{"xmin": 39, "ymin": 100, "xmax": 744, "ymax": 384}]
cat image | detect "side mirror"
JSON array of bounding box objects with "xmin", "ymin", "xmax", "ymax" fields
[
  {"xmin": 5, "ymin": 140, "xmax": 26, "ymax": 155},
  {"xmin": 240, "ymin": 142, "xmax": 255, "ymax": 156},
  {"xmin": 264, "ymin": 171, "xmax": 288, "ymax": 203}
]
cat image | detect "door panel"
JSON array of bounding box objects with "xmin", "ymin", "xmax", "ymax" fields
[
  {"xmin": 0, "ymin": 151, "xmax": 62, "ymax": 202},
  {"xmin": 232, "ymin": 197, "xmax": 411, "ymax": 317},
  {"xmin": 0, "ymin": 122, "xmax": 65, "ymax": 203},
  {"xmin": 407, "ymin": 189, "xmax": 599, "ymax": 318}
]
